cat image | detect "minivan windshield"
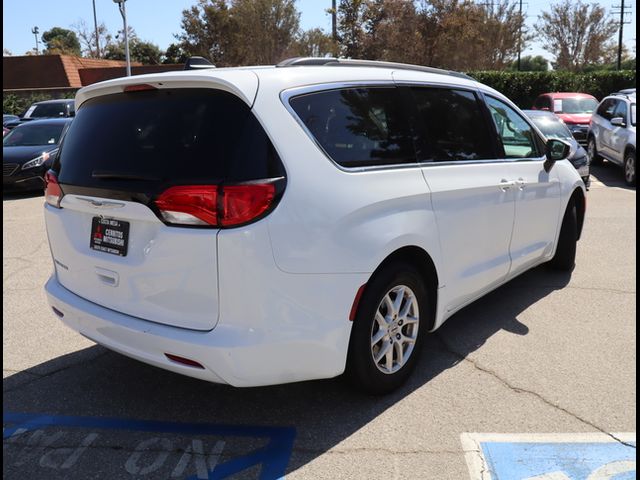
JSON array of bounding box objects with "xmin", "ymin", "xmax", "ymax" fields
[{"xmin": 3, "ymin": 123, "xmax": 66, "ymax": 146}]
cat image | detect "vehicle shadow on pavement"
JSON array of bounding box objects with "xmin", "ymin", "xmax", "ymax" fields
[
  {"xmin": 3, "ymin": 265, "xmax": 571, "ymax": 478},
  {"xmin": 2, "ymin": 190, "xmax": 43, "ymax": 201},
  {"xmin": 590, "ymin": 162, "xmax": 635, "ymax": 189}
]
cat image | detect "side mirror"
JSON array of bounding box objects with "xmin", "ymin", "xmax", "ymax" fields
[
  {"xmin": 544, "ymin": 138, "xmax": 572, "ymax": 173},
  {"xmin": 610, "ymin": 117, "xmax": 625, "ymax": 127}
]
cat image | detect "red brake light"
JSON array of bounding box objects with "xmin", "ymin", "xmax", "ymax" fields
[
  {"xmin": 155, "ymin": 185, "xmax": 218, "ymax": 226},
  {"xmin": 45, "ymin": 170, "xmax": 63, "ymax": 208},
  {"xmin": 154, "ymin": 182, "xmax": 277, "ymax": 228},
  {"xmin": 123, "ymin": 84, "xmax": 157, "ymax": 93},
  {"xmin": 220, "ymin": 184, "xmax": 276, "ymax": 227}
]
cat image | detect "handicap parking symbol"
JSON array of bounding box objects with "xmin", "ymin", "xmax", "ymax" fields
[{"xmin": 461, "ymin": 433, "xmax": 636, "ymax": 480}]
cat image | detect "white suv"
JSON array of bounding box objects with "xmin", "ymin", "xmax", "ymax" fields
[
  {"xmin": 587, "ymin": 91, "xmax": 636, "ymax": 186},
  {"xmin": 43, "ymin": 58, "xmax": 586, "ymax": 393}
]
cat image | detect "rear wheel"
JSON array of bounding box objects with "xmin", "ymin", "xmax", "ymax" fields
[
  {"xmin": 549, "ymin": 200, "xmax": 577, "ymax": 271},
  {"xmin": 587, "ymin": 137, "xmax": 603, "ymax": 166},
  {"xmin": 346, "ymin": 262, "xmax": 430, "ymax": 394},
  {"xmin": 624, "ymin": 151, "xmax": 636, "ymax": 186}
]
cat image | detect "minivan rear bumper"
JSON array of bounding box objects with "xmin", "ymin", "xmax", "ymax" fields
[{"xmin": 45, "ymin": 274, "xmax": 357, "ymax": 387}]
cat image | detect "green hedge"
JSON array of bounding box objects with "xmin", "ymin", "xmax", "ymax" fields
[{"xmin": 469, "ymin": 70, "xmax": 636, "ymax": 108}]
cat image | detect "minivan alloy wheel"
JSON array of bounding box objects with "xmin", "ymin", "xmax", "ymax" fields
[{"xmin": 370, "ymin": 285, "xmax": 419, "ymax": 374}]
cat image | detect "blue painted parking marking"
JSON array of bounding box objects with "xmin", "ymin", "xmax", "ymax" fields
[
  {"xmin": 4, "ymin": 411, "xmax": 296, "ymax": 480},
  {"xmin": 461, "ymin": 433, "xmax": 636, "ymax": 480}
]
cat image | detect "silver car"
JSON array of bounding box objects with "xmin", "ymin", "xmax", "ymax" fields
[{"xmin": 587, "ymin": 91, "xmax": 636, "ymax": 186}]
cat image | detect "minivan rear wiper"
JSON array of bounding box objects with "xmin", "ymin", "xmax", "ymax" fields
[{"xmin": 91, "ymin": 170, "xmax": 161, "ymax": 181}]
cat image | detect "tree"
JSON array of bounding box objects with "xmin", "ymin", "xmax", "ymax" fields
[
  {"xmin": 104, "ymin": 28, "xmax": 162, "ymax": 65},
  {"xmin": 3, "ymin": 48, "xmax": 12, "ymax": 56},
  {"xmin": 337, "ymin": 0, "xmax": 367, "ymax": 58},
  {"xmin": 362, "ymin": 0, "xmax": 422, "ymax": 63},
  {"xmin": 163, "ymin": 43, "xmax": 189, "ymax": 64},
  {"xmin": 479, "ymin": 0, "xmax": 532, "ymax": 69},
  {"xmin": 536, "ymin": 0, "xmax": 618, "ymax": 71},
  {"xmin": 295, "ymin": 28, "xmax": 335, "ymax": 58},
  {"xmin": 510, "ymin": 55, "xmax": 549, "ymax": 71},
  {"xmin": 230, "ymin": 0, "xmax": 300, "ymax": 64},
  {"xmin": 415, "ymin": 0, "xmax": 529, "ymax": 71},
  {"xmin": 42, "ymin": 27, "xmax": 81, "ymax": 56},
  {"xmin": 177, "ymin": 0, "xmax": 236, "ymax": 66},
  {"xmin": 73, "ymin": 19, "xmax": 112, "ymax": 58},
  {"xmin": 176, "ymin": 0, "xmax": 300, "ymax": 66}
]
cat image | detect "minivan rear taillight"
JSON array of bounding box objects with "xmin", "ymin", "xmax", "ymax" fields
[
  {"xmin": 45, "ymin": 170, "xmax": 63, "ymax": 208},
  {"xmin": 155, "ymin": 181, "xmax": 278, "ymax": 228}
]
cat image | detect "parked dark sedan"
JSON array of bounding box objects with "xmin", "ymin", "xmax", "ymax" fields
[
  {"xmin": 523, "ymin": 109, "xmax": 591, "ymax": 189},
  {"xmin": 4, "ymin": 99, "xmax": 75, "ymax": 131},
  {"xmin": 3, "ymin": 114, "xmax": 20, "ymax": 126},
  {"xmin": 3, "ymin": 118, "xmax": 72, "ymax": 191}
]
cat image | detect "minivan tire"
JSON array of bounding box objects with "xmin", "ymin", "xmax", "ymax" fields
[
  {"xmin": 549, "ymin": 200, "xmax": 577, "ymax": 271},
  {"xmin": 346, "ymin": 262, "xmax": 430, "ymax": 394},
  {"xmin": 588, "ymin": 137, "xmax": 603, "ymax": 166}
]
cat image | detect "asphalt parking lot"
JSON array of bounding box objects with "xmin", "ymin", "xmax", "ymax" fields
[{"xmin": 3, "ymin": 162, "xmax": 636, "ymax": 479}]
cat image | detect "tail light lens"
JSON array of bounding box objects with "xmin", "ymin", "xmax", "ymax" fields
[
  {"xmin": 155, "ymin": 185, "xmax": 218, "ymax": 226},
  {"xmin": 45, "ymin": 170, "xmax": 63, "ymax": 208},
  {"xmin": 220, "ymin": 184, "xmax": 276, "ymax": 227},
  {"xmin": 155, "ymin": 180, "xmax": 278, "ymax": 228}
]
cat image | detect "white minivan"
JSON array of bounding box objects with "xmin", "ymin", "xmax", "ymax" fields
[{"xmin": 43, "ymin": 58, "xmax": 586, "ymax": 393}]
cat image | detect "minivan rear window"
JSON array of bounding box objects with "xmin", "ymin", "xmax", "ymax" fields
[
  {"xmin": 55, "ymin": 89, "xmax": 283, "ymax": 193},
  {"xmin": 289, "ymin": 87, "xmax": 416, "ymax": 168}
]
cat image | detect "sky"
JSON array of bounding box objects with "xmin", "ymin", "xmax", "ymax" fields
[{"xmin": 2, "ymin": 0, "xmax": 637, "ymax": 63}]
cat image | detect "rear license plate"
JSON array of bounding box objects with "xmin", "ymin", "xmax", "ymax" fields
[{"xmin": 90, "ymin": 217, "xmax": 129, "ymax": 257}]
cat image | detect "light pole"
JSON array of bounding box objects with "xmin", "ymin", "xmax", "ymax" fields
[
  {"xmin": 31, "ymin": 26, "xmax": 40, "ymax": 55},
  {"xmin": 113, "ymin": 0, "xmax": 131, "ymax": 76},
  {"xmin": 92, "ymin": 0, "xmax": 100, "ymax": 57}
]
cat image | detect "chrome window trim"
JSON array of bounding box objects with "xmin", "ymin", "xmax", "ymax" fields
[{"xmin": 280, "ymin": 82, "xmax": 546, "ymax": 174}]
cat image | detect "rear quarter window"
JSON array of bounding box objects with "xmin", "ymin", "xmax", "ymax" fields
[{"xmin": 288, "ymin": 87, "xmax": 416, "ymax": 168}]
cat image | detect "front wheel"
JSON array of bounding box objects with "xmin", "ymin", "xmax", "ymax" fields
[
  {"xmin": 346, "ymin": 263, "xmax": 430, "ymax": 394},
  {"xmin": 549, "ymin": 200, "xmax": 577, "ymax": 271},
  {"xmin": 624, "ymin": 151, "xmax": 636, "ymax": 186},
  {"xmin": 588, "ymin": 137, "xmax": 603, "ymax": 166}
]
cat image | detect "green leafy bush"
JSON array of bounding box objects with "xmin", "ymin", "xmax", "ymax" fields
[{"xmin": 469, "ymin": 70, "xmax": 636, "ymax": 108}]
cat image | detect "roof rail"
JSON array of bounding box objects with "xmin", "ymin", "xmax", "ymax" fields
[
  {"xmin": 184, "ymin": 56, "xmax": 216, "ymax": 70},
  {"xmin": 611, "ymin": 90, "xmax": 636, "ymax": 98},
  {"xmin": 276, "ymin": 57, "xmax": 474, "ymax": 81}
]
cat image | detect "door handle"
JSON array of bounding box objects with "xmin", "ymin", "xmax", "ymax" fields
[{"xmin": 499, "ymin": 180, "xmax": 516, "ymax": 191}]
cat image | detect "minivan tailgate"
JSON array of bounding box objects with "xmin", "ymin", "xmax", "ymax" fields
[{"xmin": 45, "ymin": 194, "xmax": 219, "ymax": 331}]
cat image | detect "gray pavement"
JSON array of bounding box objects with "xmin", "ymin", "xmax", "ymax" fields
[{"xmin": 3, "ymin": 162, "xmax": 636, "ymax": 479}]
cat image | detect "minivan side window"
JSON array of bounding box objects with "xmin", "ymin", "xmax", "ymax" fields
[
  {"xmin": 409, "ymin": 87, "xmax": 495, "ymax": 162},
  {"xmin": 289, "ymin": 87, "xmax": 416, "ymax": 168},
  {"xmin": 485, "ymin": 96, "xmax": 539, "ymax": 159}
]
